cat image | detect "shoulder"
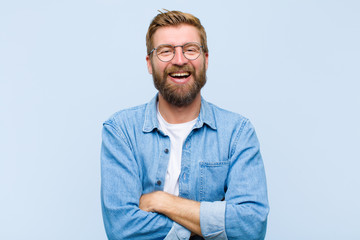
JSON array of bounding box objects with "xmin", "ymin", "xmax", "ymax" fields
[
  {"xmin": 204, "ymin": 100, "xmax": 250, "ymax": 130},
  {"xmin": 103, "ymin": 103, "xmax": 147, "ymax": 129}
]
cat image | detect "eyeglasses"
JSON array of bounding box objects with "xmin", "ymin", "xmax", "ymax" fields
[{"xmin": 149, "ymin": 42, "xmax": 203, "ymax": 62}]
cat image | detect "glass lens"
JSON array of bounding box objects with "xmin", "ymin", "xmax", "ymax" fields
[
  {"xmin": 156, "ymin": 45, "xmax": 174, "ymax": 61},
  {"xmin": 183, "ymin": 43, "xmax": 201, "ymax": 60}
]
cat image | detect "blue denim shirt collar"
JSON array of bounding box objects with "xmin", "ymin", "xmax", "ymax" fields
[{"xmin": 142, "ymin": 94, "xmax": 217, "ymax": 133}]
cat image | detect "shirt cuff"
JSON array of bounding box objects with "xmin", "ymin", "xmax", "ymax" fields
[
  {"xmin": 164, "ymin": 222, "xmax": 191, "ymax": 240},
  {"xmin": 200, "ymin": 201, "xmax": 227, "ymax": 240}
]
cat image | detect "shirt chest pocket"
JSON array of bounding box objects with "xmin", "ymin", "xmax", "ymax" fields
[{"xmin": 199, "ymin": 160, "xmax": 230, "ymax": 201}]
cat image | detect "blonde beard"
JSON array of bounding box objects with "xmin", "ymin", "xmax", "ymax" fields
[{"xmin": 151, "ymin": 61, "xmax": 207, "ymax": 107}]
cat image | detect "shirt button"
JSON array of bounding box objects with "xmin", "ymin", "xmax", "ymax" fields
[
  {"xmin": 164, "ymin": 148, "xmax": 169, "ymax": 154},
  {"xmin": 156, "ymin": 180, "xmax": 162, "ymax": 185}
]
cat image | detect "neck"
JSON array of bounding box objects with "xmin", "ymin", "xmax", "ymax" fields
[{"xmin": 158, "ymin": 93, "xmax": 201, "ymax": 124}]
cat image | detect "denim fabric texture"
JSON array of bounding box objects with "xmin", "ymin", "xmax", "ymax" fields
[{"xmin": 101, "ymin": 95, "xmax": 269, "ymax": 240}]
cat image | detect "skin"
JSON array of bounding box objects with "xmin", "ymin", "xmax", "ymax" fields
[
  {"xmin": 139, "ymin": 191, "xmax": 202, "ymax": 236},
  {"xmin": 146, "ymin": 24, "xmax": 208, "ymax": 124},
  {"xmin": 140, "ymin": 24, "xmax": 209, "ymax": 236}
]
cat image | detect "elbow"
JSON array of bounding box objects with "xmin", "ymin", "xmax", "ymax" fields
[
  {"xmin": 226, "ymin": 204, "xmax": 269, "ymax": 240},
  {"xmin": 104, "ymin": 229, "xmax": 124, "ymax": 240},
  {"xmin": 248, "ymin": 213, "xmax": 268, "ymax": 240},
  {"xmin": 101, "ymin": 201, "xmax": 135, "ymax": 240},
  {"xmin": 102, "ymin": 209, "xmax": 126, "ymax": 240},
  {"xmin": 244, "ymin": 206, "xmax": 269, "ymax": 240},
  {"xmin": 232, "ymin": 214, "xmax": 268, "ymax": 240}
]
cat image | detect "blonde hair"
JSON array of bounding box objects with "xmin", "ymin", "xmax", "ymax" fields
[{"xmin": 146, "ymin": 10, "xmax": 208, "ymax": 55}]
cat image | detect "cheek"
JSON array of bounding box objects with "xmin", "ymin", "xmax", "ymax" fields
[
  {"xmin": 194, "ymin": 61, "xmax": 206, "ymax": 73},
  {"xmin": 156, "ymin": 64, "xmax": 169, "ymax": 76}
]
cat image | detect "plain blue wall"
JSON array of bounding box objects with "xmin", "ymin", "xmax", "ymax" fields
[{"xmin": 1, "ymin": 0, "xmax": 359, "ymax": 239}]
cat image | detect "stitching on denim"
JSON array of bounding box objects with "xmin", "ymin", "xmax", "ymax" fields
[
  {"xmin": 230, "ymin": 119, "xmax": 248, "ymax": 157},
  {"xmin": 200, "ymin": 163, "xmax": 204, "ymax": 201},
  {"xmin": 104, "ymin": 122, "xmax": 132, "ymax": 151},
  {"xmin": 200, "ymin": 160, "xmax": 231, "ymax": 167}
]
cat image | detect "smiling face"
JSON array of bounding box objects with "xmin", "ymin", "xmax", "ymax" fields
[{"xmin": 146, "ymin": 24, "xmax": 209, "ymax": 107}]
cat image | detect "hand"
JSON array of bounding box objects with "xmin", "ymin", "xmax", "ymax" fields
[
  {"xmin": 139, "ymin": 191, "xmax": 202, "ymax": 236},
  {"xmin": 139, "ymin": 191, "xmax": 170, "ymax": 213}
]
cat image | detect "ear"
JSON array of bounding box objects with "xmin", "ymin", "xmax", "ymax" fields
[
  {"xmin": 204, "ymin": 52, "xmax": 209, "ymax": 70},
  {"xmin": 146, "ymin": 55, "xmax": 153, "ymax": 74}
]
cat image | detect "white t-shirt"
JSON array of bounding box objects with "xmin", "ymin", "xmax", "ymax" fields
[{"xmin": 157, "ymin": 105, "xmax": 197, "ymax": 196}]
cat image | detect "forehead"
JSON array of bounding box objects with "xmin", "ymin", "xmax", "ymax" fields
[{"xmin": 152, "ymin": 24, "xmax": 201, "ymax": 47}]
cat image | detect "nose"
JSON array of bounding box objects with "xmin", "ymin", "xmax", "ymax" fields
[{"xmin": 171, "ymin": 46, "xmax": 188, "ymax": 65}]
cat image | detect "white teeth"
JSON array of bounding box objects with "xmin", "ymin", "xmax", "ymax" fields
[{"xmin": 170, "ymin": 72, "xmax": 190, "ymax": 77}]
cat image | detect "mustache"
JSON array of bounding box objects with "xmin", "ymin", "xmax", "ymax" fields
[{"xmin": 165, "ymin": 65, "xmax": 194, "ymax": 74}]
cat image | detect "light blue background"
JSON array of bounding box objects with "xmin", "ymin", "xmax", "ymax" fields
[{"xmin": 1, "ymin": 0, "xmax": 359, "ymax": 239}]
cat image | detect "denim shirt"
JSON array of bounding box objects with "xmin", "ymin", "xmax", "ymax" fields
[{"xmin": 101, "ymin": 95, "xmax": 269, "ymax": 240}]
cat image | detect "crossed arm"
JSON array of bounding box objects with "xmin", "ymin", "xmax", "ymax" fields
[
  {"xmin": 101, "ymin": 120, "xmax": 269, "ymax": 239},
  {"xmin": 139, "ymin": 191, "xmax": 202, "ymax": 236}
]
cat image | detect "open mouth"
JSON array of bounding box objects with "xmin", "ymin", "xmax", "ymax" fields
[{"xmin": 169, "ymin": 72, "xmax": 191, "ymax": 79}]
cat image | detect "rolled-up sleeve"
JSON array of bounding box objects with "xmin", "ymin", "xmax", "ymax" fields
[
  {"xmin": 165, "ymin": 222, "xmax": 191, "ymax": 240},
  {"xmin": 200, "ymin": 201, "xmax": 227, "ymax": 239}
]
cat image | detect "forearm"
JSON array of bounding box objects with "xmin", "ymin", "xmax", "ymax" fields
[
  {"xmin": 139, "ymin": 191, "xmax": 202, "ymax": 236},
  {"xmin": 159, "ymin": 193, "xmax": 202, "ymax": 236}
]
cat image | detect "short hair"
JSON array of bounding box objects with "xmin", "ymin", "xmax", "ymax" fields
[{"xmin": 146, "ymin": 10, "xmax": 208, "ymax": 56}]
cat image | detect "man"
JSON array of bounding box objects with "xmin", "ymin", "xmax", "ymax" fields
[{"xmin": 101, "ymin": 10, "xmax": 269, "ymax": 240}]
